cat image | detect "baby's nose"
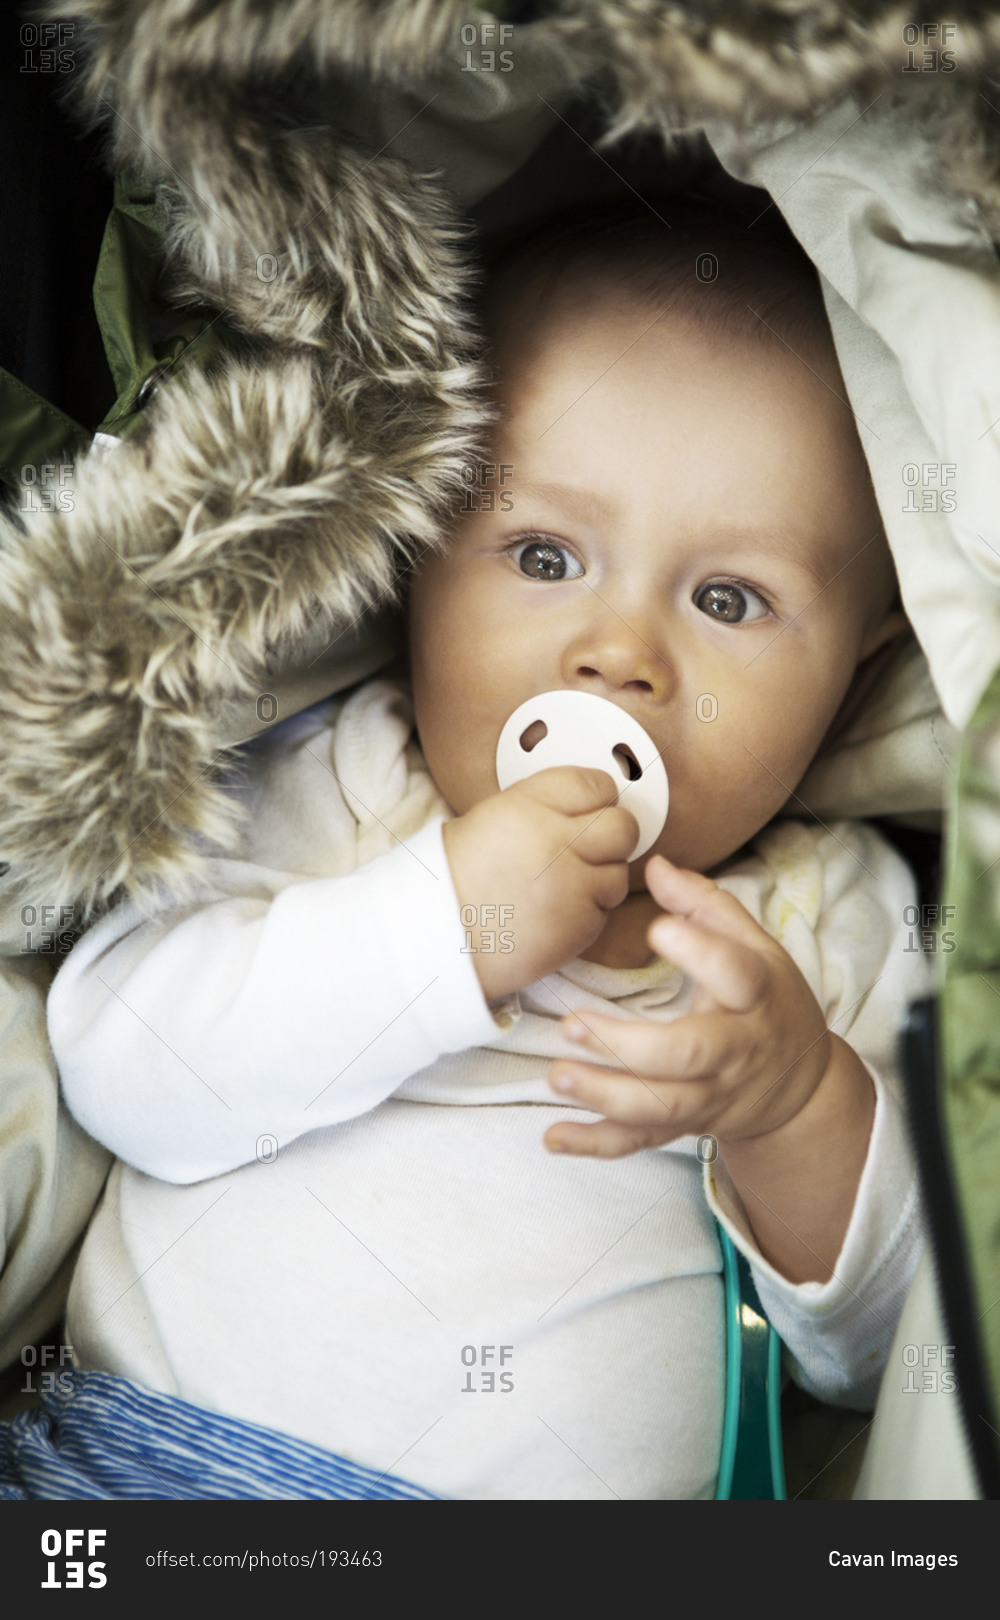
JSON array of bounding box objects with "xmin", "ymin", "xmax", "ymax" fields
[
  {"xmin": 568, "ymin": 621, "xmax": 673, "ymax": 701},
  {"xmin": 577, "ymin": 662, "xmax": 656, "ymax": 695}
]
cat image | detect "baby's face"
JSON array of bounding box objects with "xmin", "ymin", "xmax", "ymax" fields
[{"xmin": 407, "ymin": 278, "xmax": 900, "ymax": 881}]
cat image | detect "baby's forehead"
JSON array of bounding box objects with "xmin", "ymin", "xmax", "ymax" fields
[
  {"xmin": 487, "ymin": 274, "xmax": 846, "ymax": 464},
  {"xmin": 486, "ymin": 273, "xmax": 843, "ymax": 450}
]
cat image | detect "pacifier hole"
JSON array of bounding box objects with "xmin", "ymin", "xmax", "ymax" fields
[
  {"xmin": 519, "ymin": 720, "xmax": 548, "ymax": 753},
  {"xmin": 612, "ymin": 744, "xmax": 642, "ymax": 782}
]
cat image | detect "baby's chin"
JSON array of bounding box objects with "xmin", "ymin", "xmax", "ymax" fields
[
  {"xmin": 627, "ymin": 859, "xmax": 650, "ymax": 892},
  {"xmin": 636, "ymin": 834, "xmax": 747, "ymax": 881}
]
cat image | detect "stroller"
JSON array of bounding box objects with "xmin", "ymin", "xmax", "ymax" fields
[{"xmin": 0, "ymin": 0, "xmax": 996, "ymax": 1501}]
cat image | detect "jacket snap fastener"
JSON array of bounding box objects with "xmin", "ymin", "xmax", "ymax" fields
[{"xmin": 135, "ymin": 368, "xmax": 168, "ymax": 409}]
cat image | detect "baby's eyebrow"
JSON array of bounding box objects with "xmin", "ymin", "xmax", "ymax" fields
[
  {"xmin": 729, "ymin": 534, "xmax": 830, "ymax": 592},
  {"xmin": 517, "ymin": 478, "xmax": 831, "ymax": 590},
  {"xmin": 518, "ymin": 478, "xmax": 620, "ymax": 523}
]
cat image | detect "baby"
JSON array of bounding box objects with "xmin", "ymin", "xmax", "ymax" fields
[{"xmin": 47, "ymin": 196, "xmax": 930, "ymax": 1499}]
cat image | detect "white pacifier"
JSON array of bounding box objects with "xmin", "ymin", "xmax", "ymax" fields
[{"xmin": 495, "ymin": 690, "xmax": 669, "ymax": 860}]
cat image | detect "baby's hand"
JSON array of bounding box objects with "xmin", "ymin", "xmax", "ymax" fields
[
  {"xmin": 442, "ymin": 767, "xmax": 638, "ymax": 1002},
  {"xmin": 544, "ymin": 854, "xmax": 836, "ymax": 1157}
]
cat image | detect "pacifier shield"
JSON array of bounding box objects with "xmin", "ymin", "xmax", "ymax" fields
[{"xmin": 495, "ymin": 689, "xmax": 669, "ymax": 860}]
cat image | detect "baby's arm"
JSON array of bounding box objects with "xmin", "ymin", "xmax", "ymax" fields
[
  {"xmin": 546, "ymin": 854, "xmax": 878, "ymax": 1276},
  {"xmin": 545, "ymin": 824, "xmax": 931, "ymax": 1405},
  {"xmin": 47, "ymin": 820, "xmax": 507, "ymax": 1184}
]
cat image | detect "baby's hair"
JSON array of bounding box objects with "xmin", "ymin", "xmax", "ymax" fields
[{"xmin": 477, "ymin": 190, "xmax": 834, "ymax": 361}]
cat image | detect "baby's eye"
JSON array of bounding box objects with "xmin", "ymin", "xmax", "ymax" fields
[
  {"xmin": 694, "ymin": 580, "xmax": 771, "ymax": 625},
  {"xmin": 510, "ymin": 537, "xmax": 584, "ymax": 582}
]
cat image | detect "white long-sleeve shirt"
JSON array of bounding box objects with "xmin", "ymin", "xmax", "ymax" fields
[{"xmin": 48, "ymin": 676, "xmax": 931, "ymax": 1499}]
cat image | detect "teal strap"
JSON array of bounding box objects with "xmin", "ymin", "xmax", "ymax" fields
[{"xmin": 715, "ymin": 1223, "xmax": 786, "ymax": 1500}]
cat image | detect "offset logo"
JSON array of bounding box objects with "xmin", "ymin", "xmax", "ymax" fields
[{"xmin": 40, "ymin": 1530, "xmax": 107, "ymax": 1589}]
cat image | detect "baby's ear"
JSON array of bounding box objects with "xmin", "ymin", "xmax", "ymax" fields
[
  {"xmin": 820, "ymin": 600, "xmax": 910, "ymax": 756},
  {"xmin": 858, "ymin": 601, "xmax": 910, "ymax": 663}
]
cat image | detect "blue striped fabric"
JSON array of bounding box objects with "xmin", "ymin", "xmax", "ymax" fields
[{"xmin": 0, "ymin": 1370, "xmax": 440, "ymax": 1500}]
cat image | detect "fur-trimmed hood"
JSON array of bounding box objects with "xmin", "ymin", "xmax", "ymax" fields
[{"xmin": 4, "ymin": 0, "xmax": 1000, "ymax": 931}]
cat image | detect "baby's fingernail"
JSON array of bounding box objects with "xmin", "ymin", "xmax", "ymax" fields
[
  {"xmin": 563, "ymin": 1017, "xmax": 589, "ymax": 1042},
  {"xmin": 546, "ymin": 1136, "xmax": 567, "ymax": 1154},
  {"xmin": 652, "ymin": 919, "xmax": 681, "ymax": 947},
  {"xmin": 550, "ymin": 1069, "xmax": 577, "ymax": 1094}
]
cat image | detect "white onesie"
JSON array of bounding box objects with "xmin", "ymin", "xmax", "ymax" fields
[{"xmin": 47, "ymin": 677, "xmax": 931, "ymax": 1499}]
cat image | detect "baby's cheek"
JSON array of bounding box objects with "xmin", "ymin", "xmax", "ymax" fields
[{"xmin": 442, "ymin": 732, "xmax": 506, "ymax": 818}]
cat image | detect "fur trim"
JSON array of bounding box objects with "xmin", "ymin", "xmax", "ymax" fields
[
  {"xmin": 549, "ymin": 2, "xmax": 1000, "ymax": 235},
  {"xmin": 0, "ymin": 345, "xmax": 490, "ymax": 920},
  {"xmin": 549, "ymin": 2, "xmax": 1000, "ymax": 133},
  {"xmin": 1, "ymin": 4, "xmax": 501, "ymax": 920},
  {"xmin": 38, "ymin": 0, "xmax": 485, "ymax": 348}
]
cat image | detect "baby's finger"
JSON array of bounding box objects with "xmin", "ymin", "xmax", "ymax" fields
[
  {"xmin": 549, "ymin": 1059, "xmax": 712, "ymax": 1129},
  {"xmin": 644, "ymin": 855, "xmax": 769, "ymax": 953},
  {"xmin": 544, "ymin": 1118, "xmax": 674, "ymax": 1158},
  {"xmin": 647, "ymin": 917, "xmax": 767, "ymax": 1013},
  {"xmin": 560, "ymin": 1010, "xmax": 743, "ymax": 1082},
  {"xmin": 569, "ymin": 804, "xmax": 641, "ymax": 869},
  {"xmin": 519, "ymin": 765, "xmax": 620, "ymax": 815}
]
